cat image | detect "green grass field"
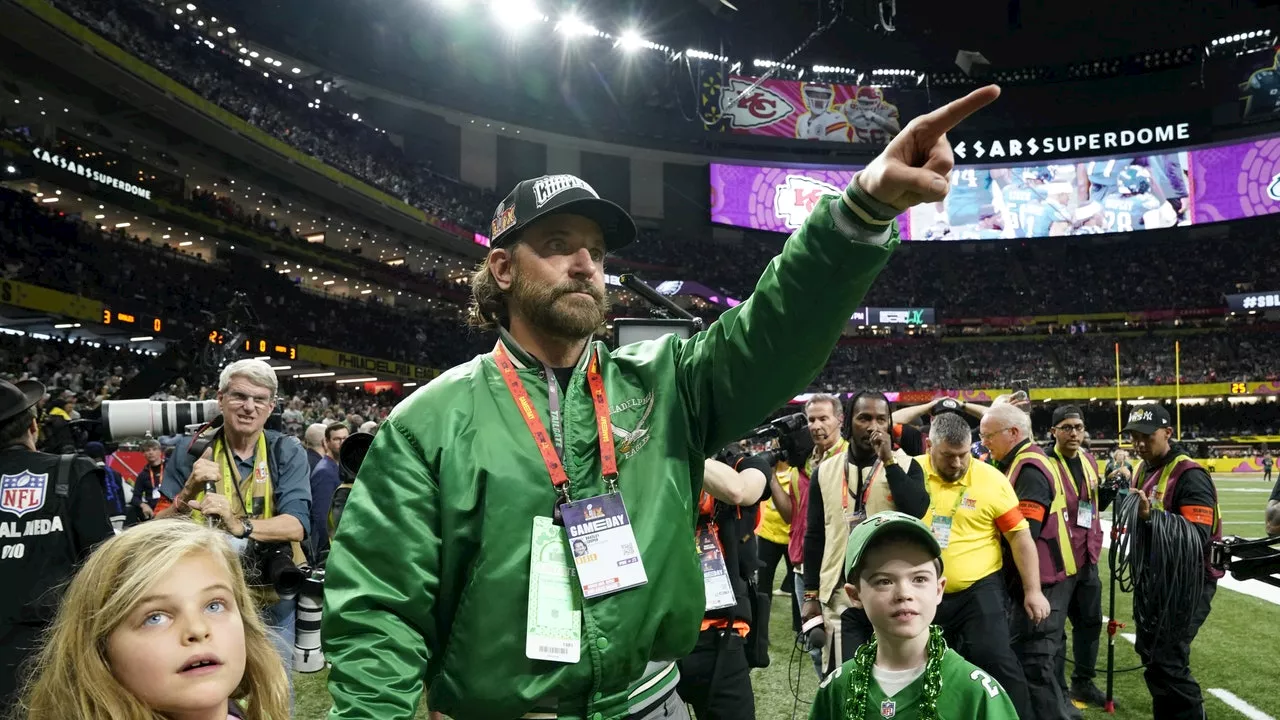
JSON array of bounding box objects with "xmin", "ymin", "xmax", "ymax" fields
[{"xmin": 293, "ymin": 474, "xmax": 1280, "ymax": 720}]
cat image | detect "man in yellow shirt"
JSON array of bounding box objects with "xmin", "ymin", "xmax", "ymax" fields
[{"xmin": 919, "ymin": 412, "xmax": 1046, "ymax": 720}]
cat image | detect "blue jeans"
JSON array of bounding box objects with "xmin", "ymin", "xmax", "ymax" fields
[{"xmin": 261, "ymin": 596, "xmax": 297, "ymax": 707}]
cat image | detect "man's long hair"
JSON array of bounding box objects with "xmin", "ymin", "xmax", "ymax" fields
[{"xmin": 467, "ymin": 255, "xmax": 507, "ymax": 331}]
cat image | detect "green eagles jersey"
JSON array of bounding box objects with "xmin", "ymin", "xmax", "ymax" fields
[
  {"xmin": 322, "ymin": 192, "xmax": 901, "ymax": 720},
  {"xmin": 809, "ymin": 648, "xmax": 1021, "ymax": 720}
]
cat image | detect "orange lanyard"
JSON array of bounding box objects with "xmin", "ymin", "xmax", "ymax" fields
[
  {"xmin": 493, "ymin": 343, "xmax": 618, "ymax": 506},
  {"xmin": 841, "ymin": 458, "xmax": 881, "ymax": 513}
]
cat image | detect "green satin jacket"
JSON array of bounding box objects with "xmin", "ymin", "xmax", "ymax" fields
[{"xmin": 322, "ymin": 192, "xmax": 900, "ymax": 720}]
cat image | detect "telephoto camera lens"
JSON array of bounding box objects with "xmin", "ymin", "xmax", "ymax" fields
[{"xmin": 293, "ymin": 571, "xmax": 326, "ymax": 673}]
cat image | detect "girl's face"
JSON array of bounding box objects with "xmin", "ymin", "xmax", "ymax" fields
[{"xmin": 106, "ymin": 552, "xmax": 247, "ymax": 720}]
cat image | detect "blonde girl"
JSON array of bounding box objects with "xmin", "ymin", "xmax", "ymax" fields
[{"xmin": 15, "ymin": 519, "xmax": 289, "ymax": 720}]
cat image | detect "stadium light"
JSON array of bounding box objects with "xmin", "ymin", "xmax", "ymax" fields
[
  {"xmin": 754, "ymin": 59, "xmax": 797, "ymax": 70},
  {"xmin": 556, "ymin": 14, "xmax": 602, "ymax": 38},
  {"xmin": 618, "ymin": 31, "xmax": 645, "ymax": 52},
  {"xmin": 491, "ymin": 0, "xmax": 544, "ymax": 34},
  {"xmin": 686, "ymin": 48, "xmax": 728, "ymax": 62},
  {"xmin": 226, "ymin": 26, "xmax": 236, "ymax": 33}
]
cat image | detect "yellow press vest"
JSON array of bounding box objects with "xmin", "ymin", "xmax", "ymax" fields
[
  {"xmin": 1008, "ymin": 445, "xmax": 1077, "ymax": 580},
  {"xmin": 757, "ymin": 465, "xmax": 796, "ymax": 546}
]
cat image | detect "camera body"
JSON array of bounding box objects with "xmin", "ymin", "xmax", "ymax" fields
[{"xmin": 244, "ymin": 540, "xmax": 306, "ymax": 600}]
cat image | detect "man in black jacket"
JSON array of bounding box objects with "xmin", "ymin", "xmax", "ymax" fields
[
  {"xmin": 801, "ymin": 392, "xmax": 929, "ymax": 668},
  {"xmin": 0, "ymin": 378, "xmax": 114, "ymax": 708}
]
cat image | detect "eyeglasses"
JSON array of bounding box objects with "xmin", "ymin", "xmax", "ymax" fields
[
  {"xmin": 1054, "ymin": 424, "xmax": 1086, "ymax": 434},
  {"xmin": 224, "ymin": 391, "xmax": 275, "ymax": 409},
  {"xmin": 979, "ymin": 427, "xmax": 1013, "ymax": 442}
]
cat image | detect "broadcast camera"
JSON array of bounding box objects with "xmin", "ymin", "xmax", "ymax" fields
[
  {"xmin": 1211, "ymin": 534, "xmax": 1280, "ymax": 589},
  {"xmin": 717, "ymin": 412, "xmax": 813, "ymax": 469}
]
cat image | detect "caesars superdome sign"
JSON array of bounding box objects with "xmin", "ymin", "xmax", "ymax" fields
[
  {"xmin": 949, "ymin": 118, "xmax": 1205, "ymax": 164},
  {"xmin": 32, "ymin": 147, "xmax": 152, "ymax": 200}
]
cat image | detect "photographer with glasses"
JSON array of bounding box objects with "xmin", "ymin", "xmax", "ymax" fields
[{"xmin": 157, "ymin": 359, "xmax": 311, "ymax": 703}]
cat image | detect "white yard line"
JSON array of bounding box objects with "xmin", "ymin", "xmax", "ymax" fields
[{"xmin": 1208, "ymin": 689, "xmax": 1277, "ymax": 720}]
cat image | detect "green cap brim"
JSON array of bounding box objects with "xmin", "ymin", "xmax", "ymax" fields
[{"xmin": 844, "ymin": 511, "xmax": 942, "ymax": 578}]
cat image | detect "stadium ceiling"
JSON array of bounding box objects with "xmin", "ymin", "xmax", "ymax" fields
[{"xmin": 195, "ymin": 0, "xmax": 1280, "ymax": 78}]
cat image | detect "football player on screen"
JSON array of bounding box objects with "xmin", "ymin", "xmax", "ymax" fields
[
  {"xmin": 796, "ymin": 84, "xmax": 850, "ymax": 141},
  {"xmin": 1085, "ymin": 156, "xmax": 1135, "ymax": 206},
  {"xmin": 844, "ymin": 86, "xmax": 901, "ymax": 144},
  {"xmin": 1000, "ymin": 167, "xmax": 1073, "ymax": 237},
  {"xmin": 1100, "ymin": 166, "xmax": 1177, "ymax": 231},
  {"xmin": 1241, "ymin": 49, "xmax": 1280, "ymax": 119}
]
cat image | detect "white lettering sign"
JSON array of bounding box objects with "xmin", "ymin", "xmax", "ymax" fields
[
  {"xmin": 33, "ymin": 147, "xmax": 152, "ymax": 200},
  {"xmin": 953, "ymin": 123, "xmax": 1192, "ymax": 161}
]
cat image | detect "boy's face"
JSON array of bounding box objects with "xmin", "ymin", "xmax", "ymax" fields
[{"xmin": 845, "ymin": 541, "xmax": 945, "ymax": 642}]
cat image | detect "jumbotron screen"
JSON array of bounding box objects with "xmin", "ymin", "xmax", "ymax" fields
[{"xmin": 709, "ymin": 133, "xmax": 1280, "ymax": 240}]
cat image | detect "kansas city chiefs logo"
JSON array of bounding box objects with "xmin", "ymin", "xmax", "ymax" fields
[
  {"xmin": 1268, "ymin": 172, "xmax": 1280, "ymax": 202},
  {"xmin": 719, "ymin": 78, "xmax": 795, "ymax": 129},
  {"xmin": 774, "ymin": 175, "xmax": 842, "ymax": 229}
]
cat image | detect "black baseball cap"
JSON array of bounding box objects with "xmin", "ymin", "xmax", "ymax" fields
[
  {"xmin": 489, "ymin": 174, "xmax": 637, "ymax": 251},
  {"xmin": 1123, "ymin": 404, "xmax": 1172, "ymax": 435},
  {"xmin": 1051, "ymin": 405, "xmax": 1083, "ymax": 427},
  {"xmin": 0, "ymin": 378, "xmax": 44, "ymax": 423}
]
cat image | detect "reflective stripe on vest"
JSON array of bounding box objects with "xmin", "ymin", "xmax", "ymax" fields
[
  {"xmin": 1145, "ymin": 454, "xmax": 1221, "ymax": 537},
  {"xmin": 1009, "ymin": 446, "xmax": 1078, "ymax": 578}
]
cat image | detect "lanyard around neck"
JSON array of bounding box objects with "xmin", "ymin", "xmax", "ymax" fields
[{"xmin": 493, "ymin": 343, "xmax": 618, "ymax": 503}]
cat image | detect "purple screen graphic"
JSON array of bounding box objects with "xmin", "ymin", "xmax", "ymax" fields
[{"xmin": 710, "ymin": 135, "xmax": 1280, "ymax": 239}]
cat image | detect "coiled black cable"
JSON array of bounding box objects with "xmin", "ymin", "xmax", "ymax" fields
[{"xmin": 1112, "ymin": 491, "xmax": 1206, "ymax": 650}]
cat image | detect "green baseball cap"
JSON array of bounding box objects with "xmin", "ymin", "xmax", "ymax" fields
[{"xmin": 844, "ymin": 511, "xmax": 943, "ymax": 578}]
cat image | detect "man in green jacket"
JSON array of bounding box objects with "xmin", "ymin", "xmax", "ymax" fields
[{"xmin": 322, "ymin": 85, "xmax": 1002, "ymax": 720}]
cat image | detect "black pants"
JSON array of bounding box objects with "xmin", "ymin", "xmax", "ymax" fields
[
  {"xmin": 935, "ymin": 574, "xmax": 1032, "ymax": 720},
  {"xmin": 840, "ymin": 605, "xmax": 874, "ymax": 662},
  {"xmin": 1011, "ymin": 577, "xmax": 1075, "ymax": 720},
  {"xmin": 1056, "ymin": 562, "xmax": 1103, "ymax": 689},
  {"xmin": 676, "ymin": 628, "xmax": 755, "ymax": 720},
  {"xmin": 1134, "ymin": 580, "xmax": 1216, "ymax": 720},
  {"xmin": 756, "ymin": 538, "xmax": 794, "ymax": 630}
]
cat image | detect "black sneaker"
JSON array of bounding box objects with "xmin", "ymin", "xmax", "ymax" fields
[
  {"xmin": 1071, "ymin": 682, "xmax": 1110, "ymax": 707},
  {"xmin": 1065, "ymin": 703, "xmax": 1085, "ymax": 720}
]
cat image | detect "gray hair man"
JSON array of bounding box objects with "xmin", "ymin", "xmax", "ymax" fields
[
  {"xmin": 157, "ymin": 359, "xmax": 312, "ymax": 702},
  {"xmin": 920, "ymin": 411, "xmax": 1037, "ymax": 720},
  {"xmin": 979, "ymin": 402, "xmax": 1077, "ymax": 720}
]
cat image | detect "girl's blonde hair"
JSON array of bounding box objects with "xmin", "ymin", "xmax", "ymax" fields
[{"xmin": 15, "ymin": 519, "xmax": 290, "ymax": 720}]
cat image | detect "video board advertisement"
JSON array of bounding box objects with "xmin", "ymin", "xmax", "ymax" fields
[
  {"xmin": 710, "ymin": 132, "xmax": 1280, "ymax": 240},
  {"xmin": 703, "ymin": 74, "xmax": 907, "ymax": 144}
]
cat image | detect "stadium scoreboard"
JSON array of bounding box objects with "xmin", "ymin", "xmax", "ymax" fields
[
  {"xmin": 206, "ymin": 330, "xmax": 297, "ymax": 361},
  {"xmin": 101, "ymin": 307, "xmax": 164, "ymax": 334}
]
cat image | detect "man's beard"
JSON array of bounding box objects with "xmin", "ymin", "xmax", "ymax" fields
[{"xmin": 510, "ymin": 267, "xmax": 610, "ymax": 341}]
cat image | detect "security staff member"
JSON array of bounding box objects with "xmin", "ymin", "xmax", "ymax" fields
[
  {"xmin": 980, "ymin": 402, "xmax": 1079, "ymax": 720},
  {"xmin": 920, "ymin": 411, "xmax": 1040, "ymax": 720},
  {"xmin": 678, "ymin": 455, "xmax": 772, "ymax": 720},
  {"xmin": 0, "ymin": 378, "xmax": 114, "ymax": 707},
  {"xmin": 1048, "ymin": 406, "xmax": 1112, "ymax": 709},
  {"xmin": 802, "ymin": 391, "xmax": 928, "ymax": 668},
  {"xmin": 1125, "ymin": 404, "xmax": 1221, "ymax": 720}
]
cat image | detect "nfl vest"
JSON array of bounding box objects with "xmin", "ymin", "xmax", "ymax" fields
[
  {"xmin": 1136, "ymin": 454, "xmax": 1225, "ymax": 581},
  {"xmin": 1051, "ymin": 447, "xmax": 1104, "ymax": 566},
  {"xmin": 1005, "ymin": 443, "xmax": 1077, "ymax": 585}
]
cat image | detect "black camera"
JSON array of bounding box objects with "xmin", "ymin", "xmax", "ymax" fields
[
  {"xmin": 717, "ymin": 412, "xmax": 815, "ymax": 469},
  {"xmin": 244, "ymin": 540, "xmax": 305, "ymax": 599}
]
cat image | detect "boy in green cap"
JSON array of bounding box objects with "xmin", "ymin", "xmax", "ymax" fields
[{"xmin": 809, "ymin": 511, "xmax": 1020, "ymax": 720}]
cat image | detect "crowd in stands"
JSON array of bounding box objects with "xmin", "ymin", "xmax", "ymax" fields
[
  {"xmin": 0, "ymin": 187, "xmax": 492, "ymax": 367},
  {"xmin": 814, "ymin": 329, "xmax": 1280, "ymax": 393},
  {"xmin": 56, "ymin": 0, "xmax": 498, "ymax": 233},
  {"xmin": 41, "ymin": 0, "xmax": 1280, "ymax": 324},
  {"xmin": 1025, "ymin": 400, "xmax": 1280, "ymax": 442},
  {"xmin": 0, "ymin": 333, "xmax": 398, "ymax": 437}
]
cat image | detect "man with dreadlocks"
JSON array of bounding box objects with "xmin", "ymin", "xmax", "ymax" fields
[{"xmin": 809, "ymin": 511, "xmax": 1020, "ymax": 720}]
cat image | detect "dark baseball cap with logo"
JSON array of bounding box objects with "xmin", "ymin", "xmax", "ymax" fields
[
  {"xmin": 489, "ymin": 174, "xmax": 637, "ymax": 251},
  {"xmin": 1123, "ymin": 404, "xmax": 1172, "ymax": 435}
]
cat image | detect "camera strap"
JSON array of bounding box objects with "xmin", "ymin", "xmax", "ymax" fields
[{"xmin": 493, "ymin": 343, "xmax": 618, "ymax": 511}]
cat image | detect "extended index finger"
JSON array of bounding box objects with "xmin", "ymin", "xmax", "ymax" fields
[{"xmin": 913, "ymin": 84, "xmax": 1001, "ymax": 143}]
